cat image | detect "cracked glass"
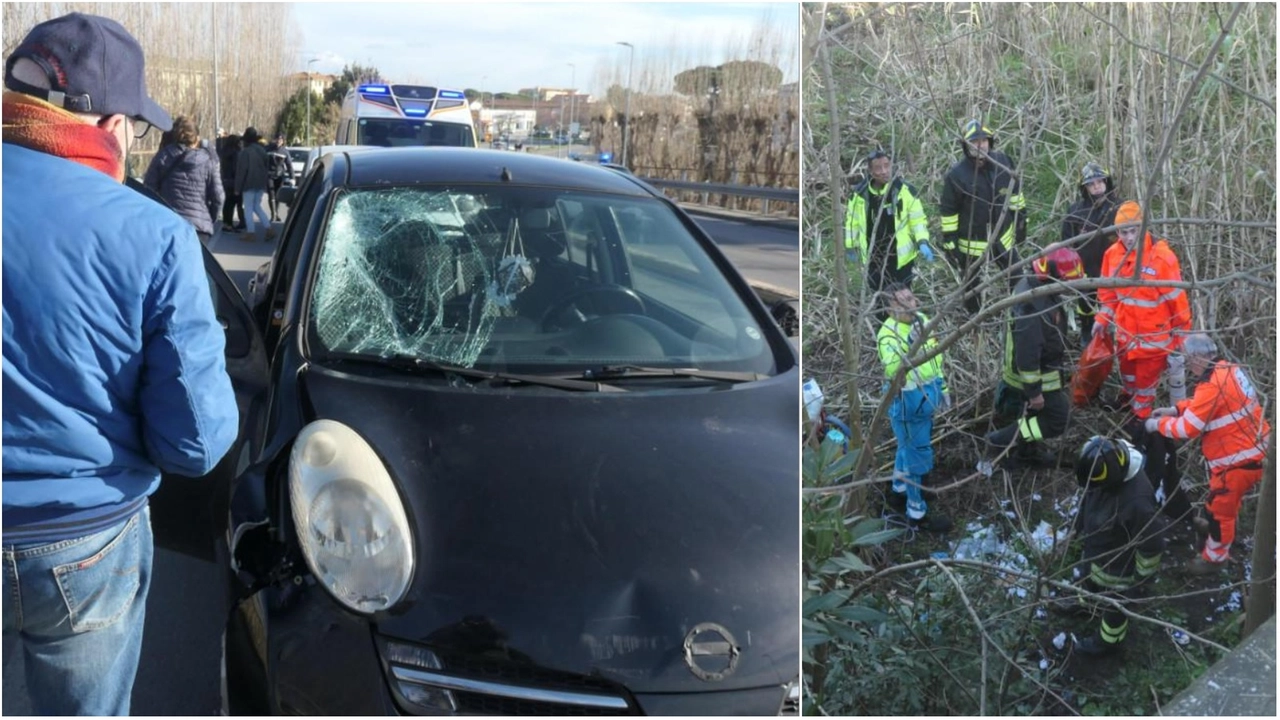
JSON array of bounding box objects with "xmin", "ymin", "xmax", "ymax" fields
[{"xmin": 308, "ymin": 184, "xmax": 776, "ymax": 375}]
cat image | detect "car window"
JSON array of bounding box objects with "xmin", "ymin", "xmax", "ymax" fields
[
  {"xmin": 306, "ymin": 185, "xmax": 776, "ymax": 375},
  {"xmin": 357, "ymin": 118, "xmax": 473, "ymax": 148}
]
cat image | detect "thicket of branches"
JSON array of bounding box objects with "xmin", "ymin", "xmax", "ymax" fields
[
  {"xmin": 584, "ymin": 14, "xmax": 800, "ymax": 190},
  {"xmin": 802, "ymin": 2, "xmax": 1275, "ymax": 715},
  {"xmin": 3, "ymin": 2, "xmax": 298, "ymax": 172}
]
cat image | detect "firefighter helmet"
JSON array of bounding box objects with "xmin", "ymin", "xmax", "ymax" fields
[
  {"xmin": 1031, "ymin": 247, "xmax": 1085, "ymax": 282},
  {"xmin": 962, "ymin": 119, "xmax": 994, "ymax": 143},
  {"xmin": 1080, "ymin": 162, "xmax": 1109, "ymax": 186},
  {"xmin": 1075, "ymin": 436, "xmax": 1128, "ymax": 490}
]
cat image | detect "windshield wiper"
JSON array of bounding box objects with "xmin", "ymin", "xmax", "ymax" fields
[
  {"xmin": 577, "ymin": 365, "xmax": 767, "ymax": 383},
  {"xmin": 324, "ymin": 353, "xmax": 627, "ymax": 393}
]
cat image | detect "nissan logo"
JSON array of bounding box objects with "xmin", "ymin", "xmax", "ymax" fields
[{"xmin": 682, "ymin": 622, "xmax": 740, "ymax": 681}]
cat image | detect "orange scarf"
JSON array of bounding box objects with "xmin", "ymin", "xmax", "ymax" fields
[{"xmin": 2, "ymin": 90, "xmax": 125, "ymax": 181}]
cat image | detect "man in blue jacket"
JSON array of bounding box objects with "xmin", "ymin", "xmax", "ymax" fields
[{"xmin": 2, "ymin": 13, "xmax": 238, "ymax": 715}]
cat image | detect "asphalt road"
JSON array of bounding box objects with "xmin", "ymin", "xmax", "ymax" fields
[{"xmin": 1, "ymin": 206, "xmax": 795, "ymax": 715}]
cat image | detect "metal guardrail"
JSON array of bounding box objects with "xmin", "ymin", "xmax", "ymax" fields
[{"xmin": 635, "ymin": 177, "xmax": 799, "ymax": 216}]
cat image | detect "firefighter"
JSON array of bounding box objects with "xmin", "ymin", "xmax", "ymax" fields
[
  {"xmin": 845, "ymin": 148, "xmax": 934, "ymax": 299},
  {"xmin": 1146, "ymin": 333, "xmax": 1271, "ymax": 575},
  {"xmin": 1061, "ymin": 161, "xmax": 1121, "ymax": 347},
  {"xmin": 1095, "ymin": 200, "xmax": 1192, "ymax": 418},
  {"xmin": 939, "ymin": 119, "xmax": 1027, "ymax": 314},
  {"xmin": 1069, "ymin": 436, "xmax": 1168, "ymax": 656},
  {"xmin": 980, "ymin": 248, "xmax": 1083, "ymax": 473},
  {"xmin": 877, "ymin": 284, "xmax": 953, "ymax": 533}
]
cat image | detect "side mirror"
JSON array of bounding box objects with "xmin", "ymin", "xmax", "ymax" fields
[
  {"xmin": 277, "ymin": 185, "xmax": 297, "ymax": 207},
  {"xmin": 769, "ymin": 298, "xmax": 799, "ymax": 338}
]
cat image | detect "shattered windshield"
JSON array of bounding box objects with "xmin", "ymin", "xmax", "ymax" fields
[{"xmin": 308, "ymin": 185, "xmax": 776, "ymax": 375}]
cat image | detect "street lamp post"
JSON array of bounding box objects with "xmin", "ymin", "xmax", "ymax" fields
[
  {"xmin": 567, "ymin": 63, "xmax": 576, "ymax": 142},
  {"xmin": 481, "ymin": 75, "xmax": 488, "ymax": 142},
  {"xmin": 617, "ymin": 41, "xmax": 634, "ymax": 167},
  {"xmin": 305, "ymin": 58, "xmax": 319, "ymax": 147}
]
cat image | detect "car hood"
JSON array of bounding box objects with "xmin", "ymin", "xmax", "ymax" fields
[{"xmin": 297, "ymin": 364, "xmax": 799, "ymax": 694}]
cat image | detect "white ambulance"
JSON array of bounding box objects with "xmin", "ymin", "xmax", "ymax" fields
[{"xmin": 335, "ymin": 83, "xmax": 477, "ymax": 148}]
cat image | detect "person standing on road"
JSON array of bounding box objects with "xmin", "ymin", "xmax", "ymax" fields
[
  {"xmin": 266, "ymin": 132, "xmax": 293, "ymax": 222},
  {"xmin": 1061, "ymin": 161, "xmax": 1121, "ymax": 347},
  {"xmin": 939, "ymin": 119, "xmax": 1027, "ymax": 314},
  {"xmin": 1, "ymin": 13, "xmax": 238, "ymax": 715},
  {"xmin": 1095, "ymin": 200, "xmax": 1192, "ymax": 420},
  {"xmin": 219, "ymin": 132, "xmax": 244, "ymax": 232},
  {"xmin": 144, "ymin": 115, "xmax": 224, "ymax": 245},
  {"xmin": 844, "ymin": 149, "xmax": 935, "ymax": 303},
  {"xmin": 981, "ymin": 248, "xmax": 1084, "ymax": 473},
  {"xmin": 1145, "ymin": 333, "xmax": 1271, "ymax": 575},
  {"xmin": 235, "ymin": 125, "xmax": 273, "ymax": 242},
  {"xmin": 876, "ymin": 284, "xmax": 953, "ymax": 533}
]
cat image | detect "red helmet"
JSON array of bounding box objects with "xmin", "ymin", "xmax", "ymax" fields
[{"xmin": 1031, "ymin": 247, "xmax": 1085, "ymax": 281}]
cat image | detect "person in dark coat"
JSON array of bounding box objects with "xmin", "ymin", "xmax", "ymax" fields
[
  {"xmin": 234, "ymin": 126, "xmax": 273, "ymax": 242},
  {"xmin": 1068, "ymin": 436, "xmax": 1167, "ymax": 655},
  {"xmin": 1061, "ymin": 161, "xmax": 1120, "ymax": 347},
  {"xmin": 265, "ymin": 132, "xmax": 294, "ymax": 221},
  {"xmin": 219, "ymin": 133, "xmax": 244, "ymax": 231},
  {"xmin": 143, "ymin": 115, "xmax": 223, "ymax": 244}
]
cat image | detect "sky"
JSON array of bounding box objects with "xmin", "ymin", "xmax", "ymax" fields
[{"xmin": 290, "ymin": 2, "xmax": 799, "ymax": 95}]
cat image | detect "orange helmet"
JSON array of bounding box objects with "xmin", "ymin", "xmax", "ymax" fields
[{"xmin": 1031, "ymin": 247, "xmax": 1085, "ymax": 281}]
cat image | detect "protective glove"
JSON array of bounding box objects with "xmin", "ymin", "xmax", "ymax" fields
[
  {"xmin": 1151, "ymin": 407, "xmax": 1178, "ymax": 418},
  {"xmin": 1091, "ymin": 320, "xmax": 1107, "ymax": 340},
  {"xmin": 846, "ymin": 249, "xmax": 860, "ymax": 264},
  {"xmin": 918, "ymin": 242, "xmax": 936, "ymax": 263},
  {"xmin": 1144, "ymin": 418, "xmax": 1160, "ymax": 434},
  {"xmin": 938, "ymin": 392, "xmax": 952, "ymax": 412}
]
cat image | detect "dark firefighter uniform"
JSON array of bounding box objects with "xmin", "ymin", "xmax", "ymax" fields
[
  {"xmin": 939, "ymin": 120, "xmax": 1026, "ymax": 314},
  {"xmin": 1060, "ymin": 162, "xmax": 1120, "ymax": 346},
  {"xmin": 1071, "ymin": 436, "xmax": 1168, "ymax": 655},
  {"xmin": 986, "ymin": 275, "xmax": 1071, "ymax": 461}
]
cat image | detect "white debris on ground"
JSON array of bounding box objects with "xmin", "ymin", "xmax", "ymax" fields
[
  {"xmin": 1215, "ymin": 590, "xmax": 1243, "ymax": 613},
  {"xmin": 1052, "ymin": 632, "xmax": 1068, "ymax": 650},
  {"xmin": 1034, "ymin": 607, "xmax": 1047, "ymax": 620},
  {"xmin": 1053, "ymin": 493, "xmax": 1080, "ymax": 520},
  {"xmin": 1028, "ymin": 520, "xmax": 1068, "ymax": 553},
  {"xmin": 949, "ymin": 522, "xmax": 1039, "ymax": 598},
  {"xmin": 1039, "ymin": 657, "xmax": 1051, "ymax": 670}
]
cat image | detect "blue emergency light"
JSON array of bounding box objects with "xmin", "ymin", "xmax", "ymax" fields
[
  {"xmin": 404, "ymin": 108, "xmax": 427, "ymax": 116},
  {"xmin": 599, "ymin": 152, "xmax": 614, "ymax": 163},
  {"xmin": 358, "ymin": 84, "xmax": 390, "ymax": 94},
  {"xmin": 438, "ymin": 90, "xmax": 465, "ymax": 99}
]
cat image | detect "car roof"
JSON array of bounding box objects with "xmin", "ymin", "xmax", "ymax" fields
[{"xmin": 331, "ymin": 147, "xmax": 655, "ymax": 196}]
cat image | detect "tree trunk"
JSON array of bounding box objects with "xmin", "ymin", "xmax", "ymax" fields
[
  {"xmin": 816, "ymin": 19, "xmax": 866, "ymax": 516},
  {"xmin": 1243, "ymin": 437, "xmax": 1276, "ymax": 637}
]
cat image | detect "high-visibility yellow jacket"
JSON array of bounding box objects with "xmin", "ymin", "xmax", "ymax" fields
[
  {"xmin": 844, "ymin": 178, "xmax": 930, "ymax": 269},
  {"xmin": 877, "ymin": 312, "xmax": 947, "ymax": 391}
]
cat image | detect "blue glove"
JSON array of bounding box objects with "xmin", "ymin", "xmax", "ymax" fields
[
  {"xmin": 918, "ymin": 242, "xmax": 936, "ymax": 263},
  {"xmin": 846, "ymin": 249, "xmax": 860, "ymax": 264}
]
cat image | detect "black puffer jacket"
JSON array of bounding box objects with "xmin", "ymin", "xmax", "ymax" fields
[
  {"xmin": 144, "ymin": 144, "xmax": 224, "ymax": 236},
  {"xmin": 1060, "ymin": 177, "xmax": 1119, "ymax": 278}
]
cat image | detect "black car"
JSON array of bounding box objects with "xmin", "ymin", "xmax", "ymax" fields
[{"xmin": 155, "ymin": 147, "xmax": 800, "ymax": 715}]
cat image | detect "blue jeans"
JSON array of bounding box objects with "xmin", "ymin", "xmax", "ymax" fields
[
  {"xmin": 3, "ymin": 506, "xmax": 153, "ymax": 715},
  {"xmin": 887, "ymin": 381, "xmax": 941, "ymax": 520},
  {"xmin": 242, "ymin": 188, "xmax": 270, "ymax": 234}
]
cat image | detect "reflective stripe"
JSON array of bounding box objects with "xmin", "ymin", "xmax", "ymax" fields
[
  {"xmin": 998, "ymin": 225, "xmax": 1015, "ymax": 250},
  {"xmin": 1100, "ymin": 617, "xmax": 1128, "ymax": 643},
  {"xmin": 1090, "ymin": 563, "xmax": 1132, "ymax": 590},
  {"xmin": 1019, "ymin": 371, "xmax": 1040, "ymax": 383},
  {"xmin": 941, "ymin": 214, "xmax": 959, "ymax": 232},
  {"xmin": 1008, "ymin": 192, "xmax": 1026, "ymax": 211},
  {"xmin": 1168, "ymin": 411, "xmax": 1206, "ymax": 440},
  {"xmin": 1134, "ymin": 552, "xmax": 1161, "ymax": 578},
  {"xmin": 1018, "ymin": 416, "xmax": 1043, "ymax": 441},
  {"xmin": 1207, "ymin": 446, "xmax": 1267, "ymax": 470},
  {"xmin": 1115, "ymin": 288, "xmax": 1184, "ymax": 309},
  {"xmin": 958, "ymin": 237, "xmax": 987, "ymax": 255},
  {"xmin": 1203, "ymin": 401, "xmax": 1261, "ymax": 432},
  {"xmin": 1202, "ymin": 537, "xmax": 1230, "ymax": 562}
]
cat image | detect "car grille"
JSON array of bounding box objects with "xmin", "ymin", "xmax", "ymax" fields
[{"xmin": 379, "ymin": 638, "xmax": 636, "ymax": 715}]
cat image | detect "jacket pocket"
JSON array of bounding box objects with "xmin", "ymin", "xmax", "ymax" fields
[{"xmin": 53, "ymin": 513, "xmax": 144, "ymax": 633}]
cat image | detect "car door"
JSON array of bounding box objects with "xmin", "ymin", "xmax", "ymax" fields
[{"xmin": 148, "ymin": 243, "xmax": 271, "ymax": 561}]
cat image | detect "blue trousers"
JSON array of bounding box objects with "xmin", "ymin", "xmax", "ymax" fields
[
  {"xmin": 888, "ymin": 381, "xmax": 941, "ymax": 520},
  {"xmin": 2, "ymin": 506, "xmax": 153, "ymax": 715}
]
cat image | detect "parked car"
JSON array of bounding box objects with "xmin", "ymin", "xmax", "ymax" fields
[
  {"xmin": 285, "ymin": 146, "xmax": 310, "ymax": 183},
  {"xmin": 154, "ymin": 147, "xmax": 800, "ymax": 716}
]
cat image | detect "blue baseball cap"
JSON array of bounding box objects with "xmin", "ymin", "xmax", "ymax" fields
[{"xmin": 4, "ymin": 12, "xmax": 172, "ymax": 131}]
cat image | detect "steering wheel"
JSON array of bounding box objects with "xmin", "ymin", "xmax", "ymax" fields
[{"xmin": 540, "ymin": 284, "xmax": 646, "ymax": 331}]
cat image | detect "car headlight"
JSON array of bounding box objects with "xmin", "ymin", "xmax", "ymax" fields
[{"xmin": 289, "ymin": 419, "xmax": 414, "ymax": 613}]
